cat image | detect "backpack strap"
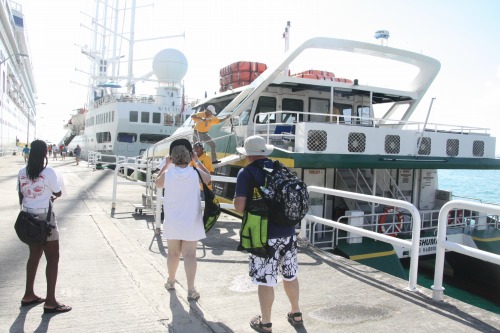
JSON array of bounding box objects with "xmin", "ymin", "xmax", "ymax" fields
[{"xmin": 193, "ymin": 167, "xmax": 210, "ymax": 193}]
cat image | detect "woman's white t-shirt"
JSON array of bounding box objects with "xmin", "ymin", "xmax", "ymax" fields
[
  {"xmin": 18, "ymin": 167, "xmax": 61, "ymax": 209},
  {"xmin": 162, "ymin": 165, "xmax": 205, "ymax": 241}
]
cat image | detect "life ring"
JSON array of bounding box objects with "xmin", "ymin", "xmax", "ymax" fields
[
  {"xmin": 447, "ymin": 210, "xmax": 463, "ymax": 224},
  {"xmin": 379, "ymin": 207, "xmax": 403, "ymax": 236}
]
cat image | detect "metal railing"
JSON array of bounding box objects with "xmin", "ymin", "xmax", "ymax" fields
[
  {"xmin": 251, "ymin": 110, "xmax": 490, "ymax": 142},
  {"xmin": 304, "ymin": 186, "xmax": 422, "ymax": 291},
  {"xmin": 431, "ymin": 200, "xmax": 500, "ymax": 301},
  {"xmin": 105, "ymin": 158, "xmax": 500, "ymax": 297},
  {"xmin": 0, "ymin": 147, "xmax": 20, "ymax": 157}
]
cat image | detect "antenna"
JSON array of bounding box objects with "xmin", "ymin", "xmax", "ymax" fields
[
  {"xmin": 374, "ymin": 30, "xmax": 390, "ymax": 46},
  {"xmin": 283, "ymin": 21, "xmax": 291, "ymax": 52},
  {"xmin": 283, "ymin": 21, "xmax": 291, "ymax": 76}
]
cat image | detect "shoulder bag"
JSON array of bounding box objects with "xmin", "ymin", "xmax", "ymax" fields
[
  {"xmin": 15, "ymin": 201, "xmax": 53, "ymax": 246},
  {"xmin": 194, "ymin": 167, "xmax": 221, "ymax": 232}
]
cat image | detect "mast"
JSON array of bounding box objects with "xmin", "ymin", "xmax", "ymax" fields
[{"xmin": 127, "ymin": 0, "xmax": 136, "ymax": 91}]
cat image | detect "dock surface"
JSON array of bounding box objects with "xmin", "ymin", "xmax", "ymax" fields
[{"xmin": 1, "ymin": 154, "xmax": 498, "ymax": 333}]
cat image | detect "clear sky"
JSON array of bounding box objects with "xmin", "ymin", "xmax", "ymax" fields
[{"xmin": 19, "ymin": 0, "xmax": 500, "ymax": 155}]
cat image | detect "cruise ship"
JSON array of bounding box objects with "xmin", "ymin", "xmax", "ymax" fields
[
  {"xmin": 0, "ymin": 1, "xmax": 36, "ymax": 151},
  {"xmin": 62, "ymin": 0, "xmax": 190, "ymax": 160}
]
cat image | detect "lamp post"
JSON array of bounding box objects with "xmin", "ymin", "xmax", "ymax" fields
[
  {"xmin": 0, "ymin": 53, "xmax": 28, "ymax": 66},
  {"xmin": 27, "ymin": 102, "xmax": 46, "ymax": 144},
  {"xmin": 34, "ymin": 103, "xmax": 46, "ymax": 140}
]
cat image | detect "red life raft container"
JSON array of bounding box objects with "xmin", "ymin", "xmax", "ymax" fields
[{"xmin": 219, "ymin": 61, "xmax": 267, "ymax": 92}]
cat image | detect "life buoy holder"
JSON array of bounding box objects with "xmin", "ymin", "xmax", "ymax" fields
[
  {"xmin": 447, "ymin": 210, "xmax": 463, "ymax": 224},
  {"xmin": 379, "ymin": 207, "xmax": 403, "ymax": 236}
]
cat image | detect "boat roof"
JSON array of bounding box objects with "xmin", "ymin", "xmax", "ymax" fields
[{"xmin": 217, "ymin": 37, "xmax": 440, "ymax": 119}]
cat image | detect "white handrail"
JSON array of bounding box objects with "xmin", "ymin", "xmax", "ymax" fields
[
  {"xmin": 305, "ymin": 186, "xmax": 422, "ymax": 291},
  {"xmin": 111, "ymin": 162, "xmax": 149, "ymax": 213},
  {"xmin": 431, "ymin": 200, "xmax": 500, "ymax": 301}
]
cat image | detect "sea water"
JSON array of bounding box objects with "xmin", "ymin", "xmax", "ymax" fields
[
  {"xmin": 438, "ymin": 169, "xmax": 500, "ymax": 204},
  {"xmin": 417, "ymin": 169, "xmax": 500, "ymax": 314}
]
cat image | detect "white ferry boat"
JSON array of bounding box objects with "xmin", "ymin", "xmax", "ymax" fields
[
  {"xmin": 0, "ymin": 1, "xmax": 36, "ymax": 151},
  {"xmin": 63, "ymin": 0, "xmax": 190, "ymax": 160},
  {"xmin": 143, "ymin": 28, "xmax": 500, "ymax": 298}
]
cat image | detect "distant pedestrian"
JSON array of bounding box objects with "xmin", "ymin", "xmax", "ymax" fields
[
  {"xmin": 61, "ymin": 146, "xmax": 67, "ymax": 160},
  {"xmin": 52, "ymin": 145, "xmax": 58, "ymax": 161},
  {"xmin": 47, "ymin": 144, "xmax": 52, "ymax": 157},
  {"xmin": 154, "ymin": 139, "xmax": 211, "ymax": 301},
  {"xmin": 22, "ymin": 145, "xmax": 30, "ymax": 163},
  {"xmin": 233, "ymin": 135, "xmax": 303, "ymax": 332},
  {"xmin": 17, "ymin": 140, "xmax": 71, "ymax": 313},
  {"xmin": 74, "ymin": 145, "xmax": 81, "ymax": 165}
]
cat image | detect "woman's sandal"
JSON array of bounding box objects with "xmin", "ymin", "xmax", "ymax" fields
[
  {"xmin": 44, "ymin": 304, "xmax": 72, "ymax": 314},
  {"xmin": 250, "ymin": 315, "xmax": 272, "ymax": 332},
  {"xmin": 287, "ymin": 311, "xmax": 304, "ymax": 326}
]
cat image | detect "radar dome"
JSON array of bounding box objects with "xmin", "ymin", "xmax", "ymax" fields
[{"xmin": 152, "ymin": 49, "xmax": 188, "ymax": 83}]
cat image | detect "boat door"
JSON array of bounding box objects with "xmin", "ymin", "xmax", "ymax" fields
[
  {"xmin": 303, "ymin": 169, "xmax": 326, "ymax": 236},
  {"xmin": 418, "ymin": 169, "xmax": 437, "ymax": 209}
]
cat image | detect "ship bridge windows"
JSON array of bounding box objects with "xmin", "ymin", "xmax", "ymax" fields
[
  {"xmin": 117, "ymin": 132, "xmax": 137, "ymax": 143},
  {"xmin": 96, "ymin": 132, "xmax": 112, "ymax": 143},
  {"xmin": 140, "ymin": 134, "xmax": 168, "ymax": 144},
  {"xmin": 309, "ymin": 98, "xmax": 329, "ymax": 122},
  {"xmin": 254, "ymin": 96, "xmax": 277, "ymax": 124},
  {"xmin": 130, "ymin": 111, "xmax": 138, "ymax": 122},
  {"xmin": 282, "ymin": 98, "xmax": 304, "ymax": 123},
  {"xmin": 334, "ymin": 103, "xmax": 353, "ymax": 123},
  {"xmin": 152, "ymin": 112, "xmax": 161, "ymax": 124},
  {"xmin": 357, "ymin": 105, "xmax": 372, "ymax": 125},
  {"xmin": 141, "ymin": 111, "xmax": 150, "ymax": 123}
]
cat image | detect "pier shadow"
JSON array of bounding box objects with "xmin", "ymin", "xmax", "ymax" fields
[{"xmin": 307, "ymin": 246, "xmax": 499, "ymax": 332}]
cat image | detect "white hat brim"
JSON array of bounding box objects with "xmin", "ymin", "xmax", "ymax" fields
[{"xmin": 236, "ymin": 144, "xmax": 274, "ymax": 156}]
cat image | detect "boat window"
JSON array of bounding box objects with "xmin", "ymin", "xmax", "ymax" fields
[
  {"xmin": 336, "ymin": 103, "xmax": 353, "ymax": 123},
  {"xmin": 140, "ymin": 134, "xmax": 168, "ymax": 143},
  {"xmin": 152, "ymin": 112, "xmax": 161, "ymax": 124},
  {"xmin": 238, "ymin": 101, "xmax": 254, "ymax": 125},
  {"xmin": 282, "ymin": 98, "xmax": 304, "ymax": 123},
  {"xmin": 117, "ymin": 132, "xmax": 137, "ymax": 143},
  {"xmin": 357, "ymin": 105, "xmax": 372, "ymax": 125},
  {"xmin": 254, "ymin": 96, "xmax": 277, "ymax": 124},
  {"xmin": 130, "ymin": 111, "xmax": 138, "ymax": 122},
  {"xmin": 96, "ymin": 131, "xmax": 112, "ymax": 143},
  {"xmin": 141, "ymin": 111, "xmax": 150, "ymax": 123},
  {"xmin": 309, "ymin": 98, "xmax": 329, "ymax": 122}
]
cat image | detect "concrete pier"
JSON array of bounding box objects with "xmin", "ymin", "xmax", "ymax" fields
[{"xmin": 1, "ymin": 154, "xmax": 498, "ymax": 332}]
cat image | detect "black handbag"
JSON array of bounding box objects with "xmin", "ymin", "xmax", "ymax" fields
[
  {"xmin": 194, "ymin": 167, "xmax": 221, "ymax": 232},
  {"xmin": 15, "ymin": 201, "xmax": 53, "ymax": 246}
]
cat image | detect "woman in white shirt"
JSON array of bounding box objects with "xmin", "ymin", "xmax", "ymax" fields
[
  {"xmin": 18, "ymin": 140, "xmax": 71, "ymax": 313},
  {"xmin": 155, "ymin": 139, "xmax": 211, "ymax": 301}
]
